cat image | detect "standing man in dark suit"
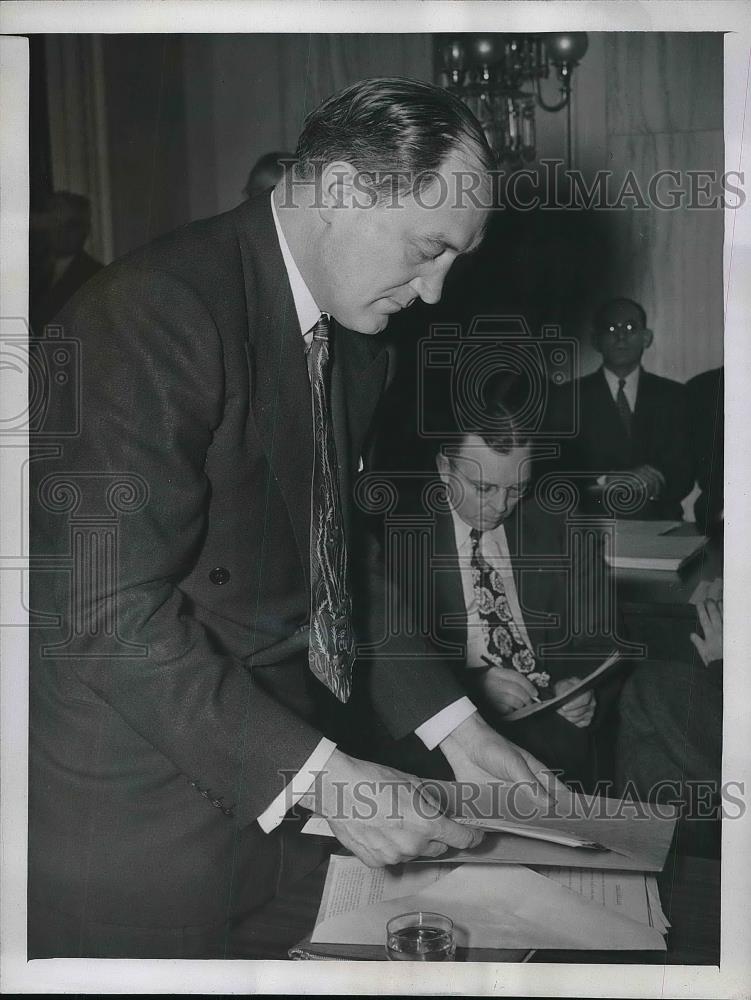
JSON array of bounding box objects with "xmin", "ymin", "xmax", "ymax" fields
[
  {"xmin": 547, "ymin": 297, "xmax": 692, "ymax": 519},
  {"xmin": 29, "ymin": 78, "xmax": 557, "ymax": 959}
]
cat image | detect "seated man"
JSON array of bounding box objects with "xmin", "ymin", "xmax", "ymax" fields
[
  {"xmin": 686, "ymin": 366, "xmax": 724, "ymax": 535},
  {"xmin": 615, "ymin": 590, "xmax": 722, "ymax": 856},
  {"xmin": 547, "ymin": 297, "xmax": 693, "ymax": 519},
  {"xmin": 367, "ymin": 374, "xmax": 623, "ymax": 787}
]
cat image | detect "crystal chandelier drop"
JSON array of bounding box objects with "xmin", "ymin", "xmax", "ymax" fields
[{"xmin": 437, "ymin": 33, "xmax": 589, "ymax": 165}]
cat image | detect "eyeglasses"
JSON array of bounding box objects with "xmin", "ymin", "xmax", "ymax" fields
[{"xmin": 598, "ymin": 322, "xmax": 644, "ymax": 337}]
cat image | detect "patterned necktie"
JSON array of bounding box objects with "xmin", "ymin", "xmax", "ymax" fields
[
  {"xmin": 307, "ymin": 315, "xmax": 354, "ymax": 702},
  {"xmin": 469, "ymin": 528, "xmax": 550, "ymax": 691},
  {"xmin": 615, "ymin": 377, "xmax": 633, "ymax": 436}
]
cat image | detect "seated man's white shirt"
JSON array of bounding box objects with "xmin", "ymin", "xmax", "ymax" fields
[
  {"xmin": 258, "ymin": 193, "xmax": 476, "ymax": 832},
  {"xmin": 449, "ymin": 505, "xmax": 533, "ymax": 669}
]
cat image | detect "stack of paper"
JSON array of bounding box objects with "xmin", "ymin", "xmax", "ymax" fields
[{"xmin": 308, "ymin": 855, "xmax": 669, "ymax": 952}]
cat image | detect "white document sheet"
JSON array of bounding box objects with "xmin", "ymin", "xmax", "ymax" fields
[
  {"xmin": 302, "ymin": 789, "xmax": 677, "ymax": 872},
  {"xmin": 311, "ymin": 856, "xmax": 667, "ymax": 951}
]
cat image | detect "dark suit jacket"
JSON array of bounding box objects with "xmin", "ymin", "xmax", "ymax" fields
[
  {"xmin": 31, "ymin": 248, "xmax": 103, "ymax": 335},
  {"xmin": 686, "ymin": 367, "xmax": 723, "ymax": 533},
  {"xmin": 546, "ymin": 368, "xmax": 693, "ymax": 520},
  {"xmin": 28, "ymin": 195, "xmax": 465, "ymax": 943}
]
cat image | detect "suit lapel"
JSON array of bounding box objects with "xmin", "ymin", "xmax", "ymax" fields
[
  {"xmin": 235, "ymin": 198, "xmax": 314, "ymax": 589},
  {"xmin": 433, "ymin": 507, "xmax": 468, "ymax": 644}
]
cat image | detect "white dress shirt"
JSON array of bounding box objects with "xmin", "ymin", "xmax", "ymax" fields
[
  {"xmin": 602, "ymin": 364, "xmax": 640, "ymax": 411},
  {"xmin": 258, "ymin": 193, "xmax": 476, "ymax": 831},
  {"xmin": 449, "ymin": 506, "xmax": 533, "ymax": 669}
]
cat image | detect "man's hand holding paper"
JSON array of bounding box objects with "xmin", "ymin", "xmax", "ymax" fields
[
  {"xmin": 475, "ymin": 665, "xmax": 541, "ymax": 715},
  {"xmin": 554, "ymin": 678, "xmax": 596, "ymax": 728},
  {"xmin": 297, "ymin": 750, "xmax": 484, "ymax": 868}
]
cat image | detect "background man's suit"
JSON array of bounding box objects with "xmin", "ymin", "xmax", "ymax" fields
[
  {"xmin": 28, "ymin": 196, "xmax": 466, "ymax": 956},
  {"xmin": 547, "ymin": 368, "xmax": 692, "ymax": 520}
]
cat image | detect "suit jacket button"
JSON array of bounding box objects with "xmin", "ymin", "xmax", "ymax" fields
[{"xmin": 209, "ymin": 566, "xmax": 230, "ymax": 585}]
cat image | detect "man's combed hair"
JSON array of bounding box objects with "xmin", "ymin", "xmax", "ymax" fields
[{"xmin": 294, "ymin": 77, "xmax": 496, "ymax": 197}]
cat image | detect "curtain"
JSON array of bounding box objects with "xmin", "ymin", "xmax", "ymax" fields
[{"xmin": 44, "ymin": 35, "xmax": 113, "ymax": 263}]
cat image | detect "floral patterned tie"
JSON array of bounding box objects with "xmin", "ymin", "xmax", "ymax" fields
[
  {"xmin": 307, "ymin": 315, "xmax": 354, "ymax": 702},
  {"xmin": 469, "ymin": 528, "xmax": 550, "ymax": 691}
]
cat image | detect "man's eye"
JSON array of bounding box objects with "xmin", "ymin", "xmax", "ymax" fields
[
  {"xmin": 418, "ymin": 245, "xmax": 443, "ymax": 262},
  {"xmin": 625, "ymin": 323, "xmax": 633, "ymax": 331}
]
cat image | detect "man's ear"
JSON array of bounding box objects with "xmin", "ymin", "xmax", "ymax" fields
[
  {"xmin": 641, "ymin": 328, "xmax": 654, "ymax": 350},
  {"xmin": 318, "ymin": 161, "xmax": 360, "ymax": 221},
  {"xmin": 591, "ymin": 326, "xmax": 604, "ymax": 355},
  {"xmin": 435, "ymin": 451, "xmax": 450, "ymax": 483}
]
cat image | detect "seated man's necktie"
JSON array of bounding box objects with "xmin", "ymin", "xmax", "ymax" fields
[
  {"xmin": 307, "ymin": 315, "xmax": 355, "ymax": 702},
  {"xmin": 469, "ymin": 527, "xmax": 550, "ymax": 692}
]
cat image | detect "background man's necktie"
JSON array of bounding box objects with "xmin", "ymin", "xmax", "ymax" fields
[
  {"xmin": 307, "ymin": 315, "xmax": 355, "ymax": 702},
  {"xmin": 616, "ymin": 377, "xmax": 633, "ymax": 436},
  {"xmin": 469, "ymin": 528, "xmax": 550, "ymax": 691}
]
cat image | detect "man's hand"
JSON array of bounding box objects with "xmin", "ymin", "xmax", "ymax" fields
[
  {"xmin": 690, "ymin": 598, "xmax": 723, "ymax": 666},
  {"xmin": 554, "ymin": 677, "xmax": 596, "ymax": 728},
  {"xmin": 297, "ymin": 750, "xmax": 483, "ymax": 868},
  {"xmin": 475, "ymin": 665, "xmax": 539, "ymax": 716},
  {"xmin": 632, "ymin": 463, "xmax": 665, "ymax": 499},
  {"xmin": 438, "ymin": 711, "xmax": 566, "ymax": 800}
]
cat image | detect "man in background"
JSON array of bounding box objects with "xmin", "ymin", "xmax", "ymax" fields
[
  {"xmin": 547, "ymin": 297, "xmax": 692, "ymax": 519},
  {"xmin": 30, "ymin": 190, "xmax": 102, "ymax": 334},
  {"xmin": 686, "ymin": 366, "xmax": 724, "ymax": 534},
  {"xmin": 242, "ymin": 150, "xmax": 293, "ymax": 200}
]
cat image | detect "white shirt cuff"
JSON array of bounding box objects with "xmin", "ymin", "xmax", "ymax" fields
[
  {"xmin": 414, "ymin": 697, "xmax": 477, "ymax": 751},
  {"xmin": 256, "ymin": 737, "xmax": 338, "ymax": 834}
]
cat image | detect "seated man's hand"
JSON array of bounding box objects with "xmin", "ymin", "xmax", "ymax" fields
[
  {"xmin": 297, "ymin": 750, "xmax": 483, "ymax": 868},
  {"xmin": 474, "ymin": 664, "xmax": 540, "ymax": 716},
  {"xmin": 690, "ymin": 598, "xmax": 723, "ymax": 666},
  {"xmin": 439, "ymin": 711, "xmax": 566, "ymax": 800},
  {"xmin": 631, "ymin": 463, "xmax": 665, "ymax": 498},
  {"xmin": 554, "ymin": 677, "xmax": 596, "ymax": 728}
]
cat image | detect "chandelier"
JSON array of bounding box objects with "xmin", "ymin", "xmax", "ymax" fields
[{"xmin": 437, "ymin": 33, "xmax": 589, "ymax": 166}]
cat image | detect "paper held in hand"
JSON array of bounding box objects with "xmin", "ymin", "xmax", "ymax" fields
[
  {"xmin": 503, "ymin": 650, "xmax": 625, "ymax": 721},
  {"xmin": 303, "ymin": 785, "xmax": 677, "ymax": 872}
]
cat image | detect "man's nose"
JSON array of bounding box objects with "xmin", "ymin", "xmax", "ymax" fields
[
  {"xmin": 486, "ymin": 490, "xmax": 509, "ymax": 518},
  {"xmin": 409, "ymin": 264, "xmax": 450, "ymax": 305}
]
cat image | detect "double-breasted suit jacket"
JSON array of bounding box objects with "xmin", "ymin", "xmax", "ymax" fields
[{"xmin": 28, "ymin": 195, "xmax": 465, "ymax": 942}]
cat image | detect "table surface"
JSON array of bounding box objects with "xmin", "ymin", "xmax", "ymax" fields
[
  {"xmin": 235, "ymin": 846, "xmax": 720, "ymax": 964},
  {"xmin": 611, "ymin": 524, "xmax": 722, "ymax": 615}
]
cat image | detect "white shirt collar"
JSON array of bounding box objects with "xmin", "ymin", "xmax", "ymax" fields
[
  {"xmin": 602, "ymin": 365, "xmax": 640, "ymax": 409},
  {"xmin": 270, "ymin": 189, "xmax": 322, "ymax": 338}
]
